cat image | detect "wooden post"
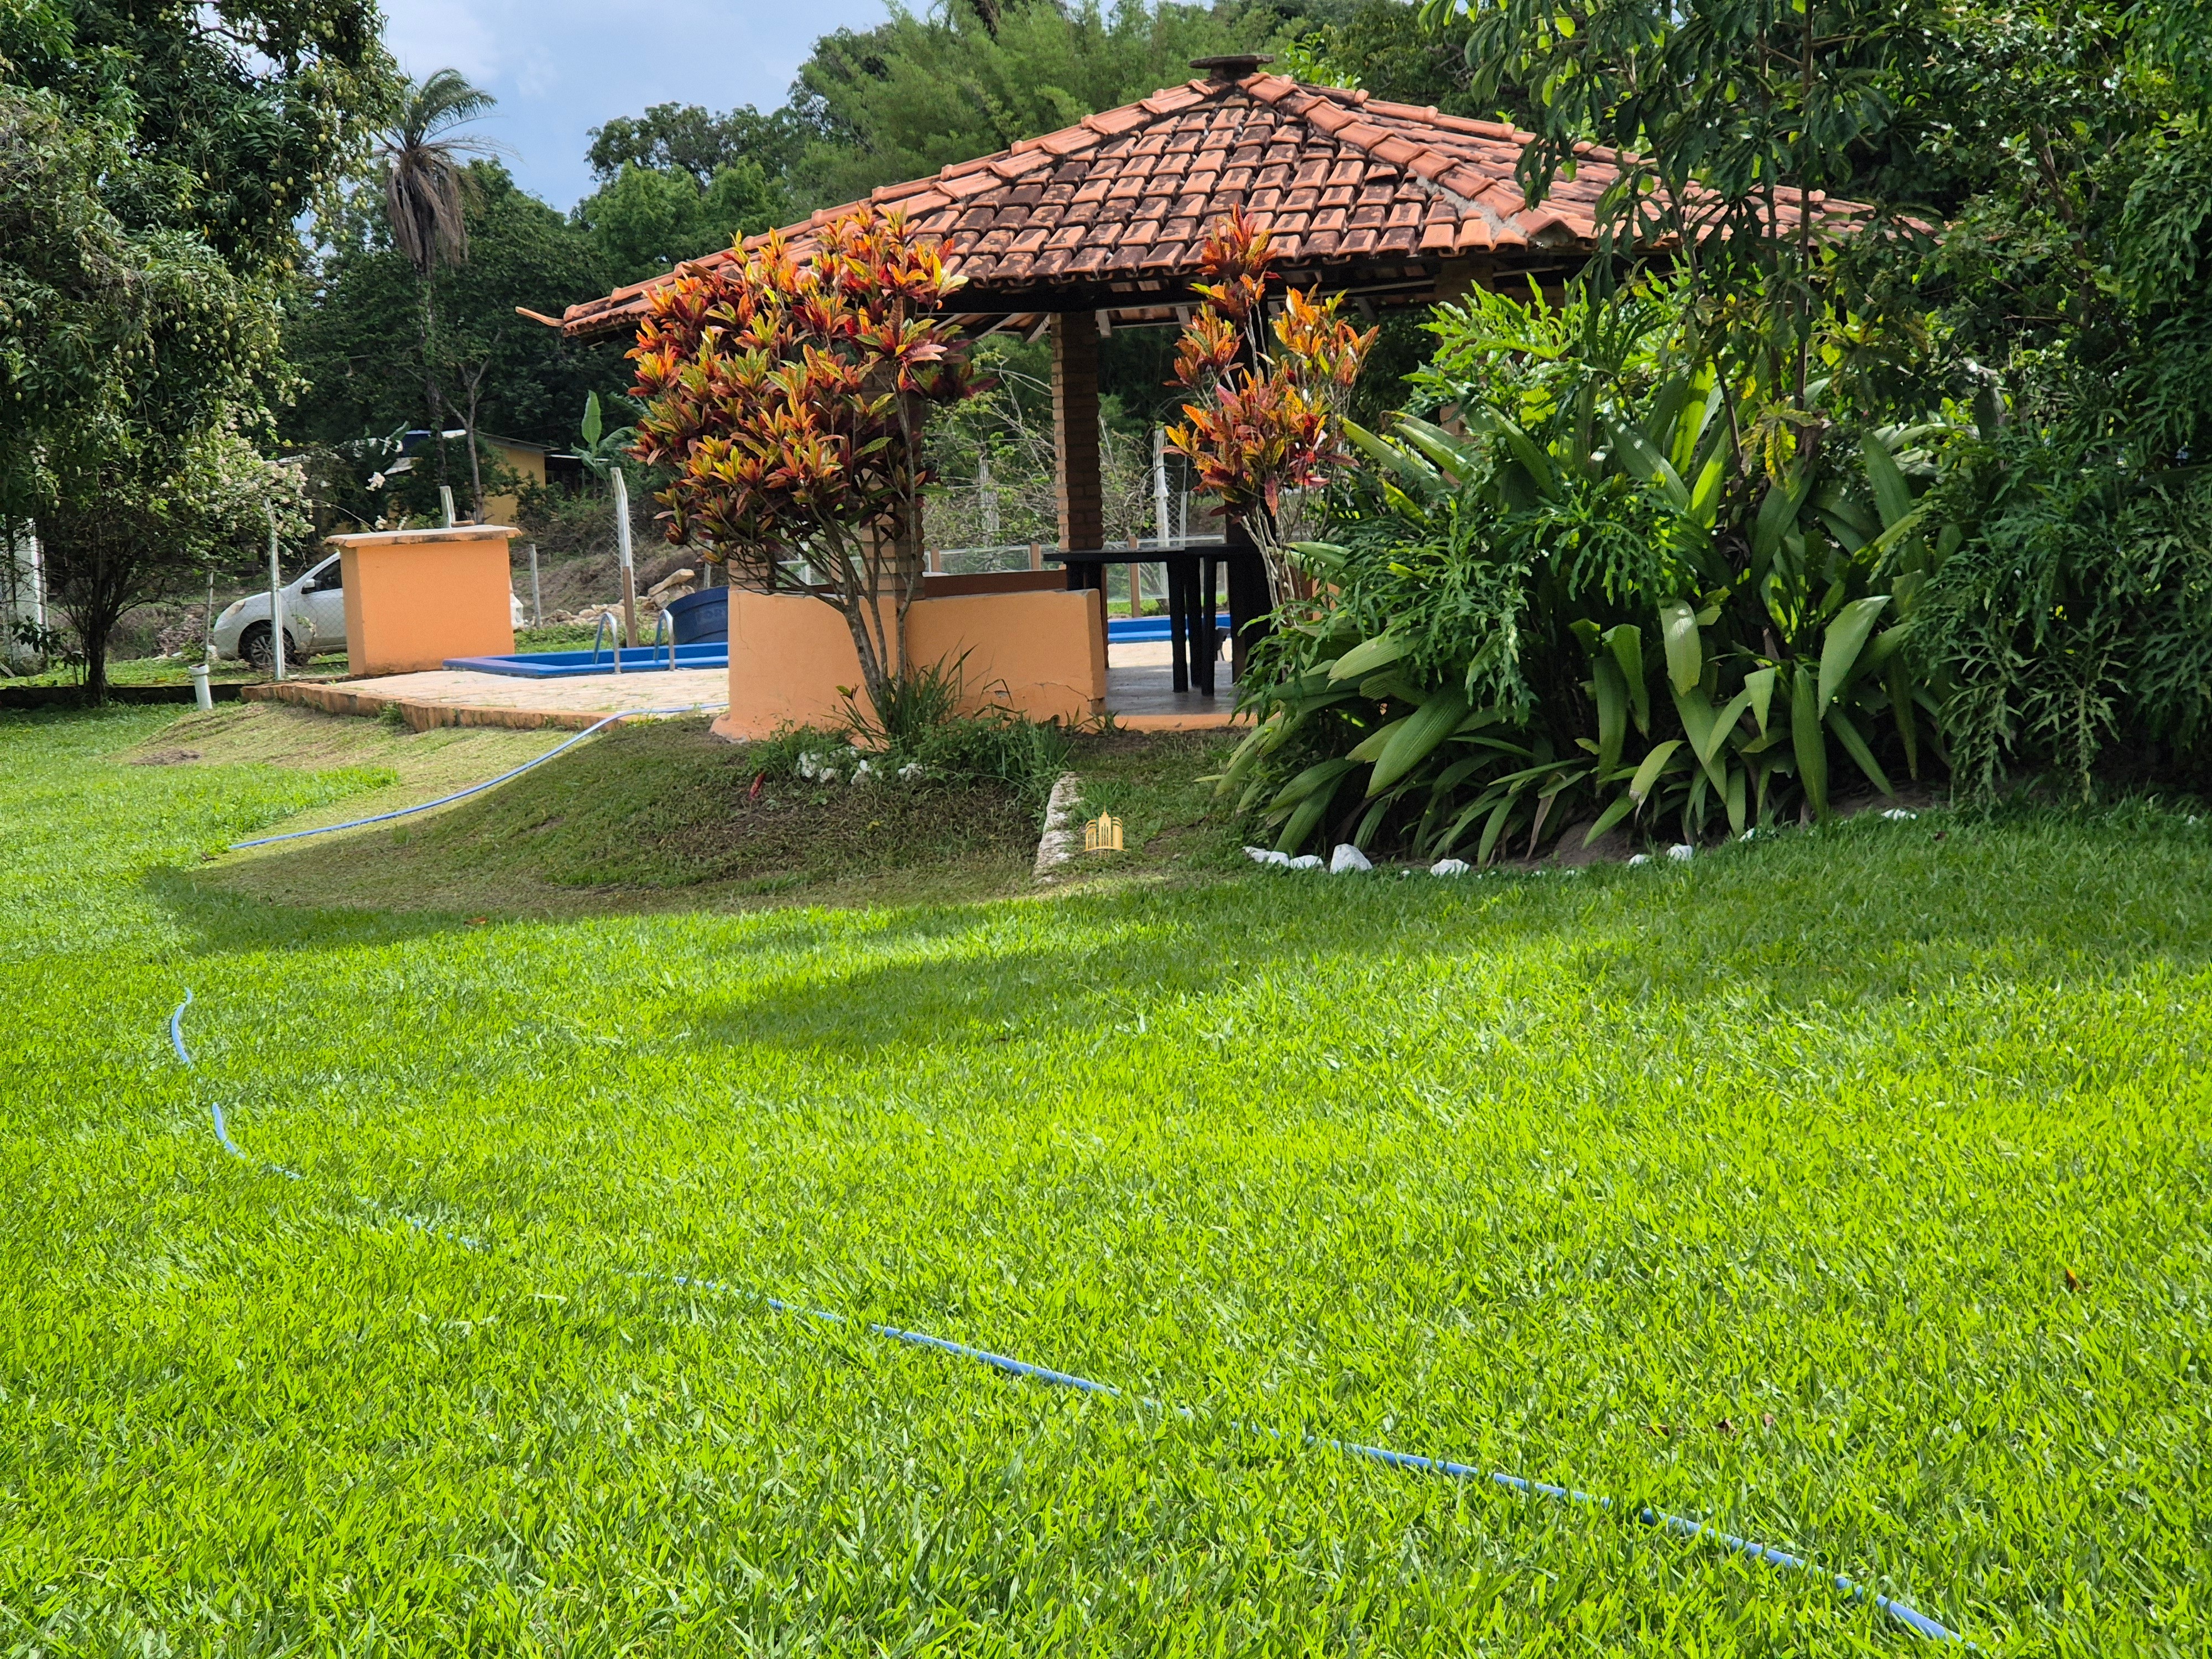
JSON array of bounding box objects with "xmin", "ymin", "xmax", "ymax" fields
[
  {"xmin": 1051, "ymin": 314, "xmax": 1103, "ymax": 555},
  {"xmin": 1051, "ymin": 313, "xmax": 1104, "ymax": 656}
]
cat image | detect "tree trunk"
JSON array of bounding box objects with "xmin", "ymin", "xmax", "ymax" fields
[
  {"xmin": 37, "ymin": 502, "xmax": 142, "ymax": 707},
  {"xmin": 417, "ymin": 278, "xmax": 448, "ymax": 488}
]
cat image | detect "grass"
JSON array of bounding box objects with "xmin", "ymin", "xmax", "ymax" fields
[
  {"xmin": 2, "ymin": 705, "xmax": 2209, "ymax": 1654},
  {"xmin": 513, "ymin": 621, "xmax": 603, "ymax": 652},
  {"xmin": 2, "ymin": 652, "xmax": 352, "ymax": 691}
]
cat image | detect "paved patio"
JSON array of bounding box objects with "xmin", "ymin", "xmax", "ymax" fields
[{"xmin": 1104, "ymin": 639, "xmax": 1246, "ymax": 730}]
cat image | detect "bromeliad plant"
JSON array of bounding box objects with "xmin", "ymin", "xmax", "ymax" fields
[
  {"xmin": 1225, "ymin": 278, "xmax": 1963, "ymax": 858},
  {"xmin": 1166, "ymin": 210, "xmax": 1378, "ymax": 606},
  {"xmin": 628, "ymin": 206, "xmax": 979, "ymax": 716}
]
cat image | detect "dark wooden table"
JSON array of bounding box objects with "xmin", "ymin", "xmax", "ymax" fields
[{"xmin": 1047, "ymin": 542, "xmax": 1267, "ymax": 696}]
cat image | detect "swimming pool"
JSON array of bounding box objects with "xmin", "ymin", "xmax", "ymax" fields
[
  {"xmin": 442, "ymin": 613, "xmax": 1230, "ymax": 677},
  {"xmin": 443, "ymin": 643, "xmax": 729, "ymax": 678}
]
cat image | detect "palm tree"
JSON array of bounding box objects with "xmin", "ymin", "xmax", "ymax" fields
[{"xmin": 377, "ymin": 70, "xmax": 498, "ymax": 507}]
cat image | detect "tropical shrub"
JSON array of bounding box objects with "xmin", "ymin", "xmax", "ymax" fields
[
  {"xmin": 1225, "ymin": 279, "xmax": 1962, "ymax": 858},
  {"xmin": 628, "ymin": 205, "xmax": 980, "ymax": 715},
  {"xmin": 1165, "ymin": 210, "xmax": 1376, "ymax": 605}
]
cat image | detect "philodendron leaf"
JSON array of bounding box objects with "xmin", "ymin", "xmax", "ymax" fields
[
  {"xmin": 1818, "ymin": 595, "xmax": 1890, "ymax": 716},
  {"xmin": 1583, "ymin": 790, "xmax": 1637, "ymax": 845},
  {"xmin": 1330, "ymin": 633, "xmax": 1405, "ymax": 683},
  {"xmin": 1671, "ymin": 685, "xmax": 1732, "ymax": 793},
  {"xmin": 1863, "ymin": 433, "xmax": 1914, "ymax": 530},
  {"xmin": 1827, "ymin": 706, "xmax": 1896, "ymax": 797},
  {"xmin": 1689, "ymin": 450, "xmax": 1725, "ymax": 528},
  {"xmin": 1628, "ymin": 739, "xmax": 1683, "ymax": 805},
  {"xmin": 1610, "ymin": 418, "xmax": 1688, "ymax": 508},
  {"xmin": 1593, "ymin": 654, "xmax": 1627, "ymax": 775},
  {"xmin": 1792, "ymin": 664, "xmax": 1829, "ymax": 818},
  {"xmin": 1276, "ymin": 787, "xmax": 1335, "ymax": 855},
  {"xmin": 1273, "ymin": 755, "xmax": 1360, "ymax": 806},
  {"xmin": 1745, "ymin": 666, "xmax": 1777, "ymax": 735},
  {"xmin": 1603, "ymin": 624, "xmax": 1649, "ymax": 734},
  {"xmin": 1344, "ymin": 717, "xmax": 1409, "ymax": 764},
  {"xmin": 1659, "ymin": 599, "xmax": 1702, "ymax": 693},
  {"xmin": 1751, "ymin": 476, "xmax": 1807, "ymax": 565},
  {"xmin": 1369, "ymin": 691, "xmax": 1471, "ymax": 795}
]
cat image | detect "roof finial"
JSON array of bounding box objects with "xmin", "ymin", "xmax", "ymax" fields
[{"xmin": 1189, "ymin": 54, "xmax": 1272, "ymax": 85}]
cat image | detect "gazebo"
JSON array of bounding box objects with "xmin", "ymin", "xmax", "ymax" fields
[{"xmin": 548, "ymin": 56, "xmax": 1838, "ymax": 732}]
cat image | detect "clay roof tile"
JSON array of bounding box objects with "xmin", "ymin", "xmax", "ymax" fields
[{"xmin": 560, "ymin": 74, "xmax": 1881, "ymax": 336}]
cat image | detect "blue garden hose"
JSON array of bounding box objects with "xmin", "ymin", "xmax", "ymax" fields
[
  {"xmin": 227, "ymin": 704, "xmax": 725, "ymax": 849},
  {"xmin": 165, "ymin": 994, "xmax": 1970, "ymax": 1645}
]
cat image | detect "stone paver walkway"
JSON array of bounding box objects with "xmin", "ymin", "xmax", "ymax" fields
[
  {"xmin": 245, "ymin": 669, "xmax": 728, "ymax": 732},
  {"xmin": 242, "ymin": 644, "xmax": 1240, "ymax": 734}
]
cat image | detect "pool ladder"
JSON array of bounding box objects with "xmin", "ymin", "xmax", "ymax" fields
[{"xmin": 589, "ymin": 611, "xmax": 678, "ymax": 674}]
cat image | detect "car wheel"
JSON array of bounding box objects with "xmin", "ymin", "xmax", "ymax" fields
[{"xmin": 241, "ymin": 623, "xmax": 301, "ymax": 672}]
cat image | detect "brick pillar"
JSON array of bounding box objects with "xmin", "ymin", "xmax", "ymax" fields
[{"xmin": 1051, "ymin": 314, "xmax": 1103, "ymax": 554}]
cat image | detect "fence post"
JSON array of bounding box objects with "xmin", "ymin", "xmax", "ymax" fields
[{"xmin": 527, "ymin": 540, "xmax": 541, "ymax": 625}]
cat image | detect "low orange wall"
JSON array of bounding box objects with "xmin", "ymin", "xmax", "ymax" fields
[
  {"xmin": 332, "ymin": 526, "xmax": 515, "ymax": 675},
  {"xmin": 712, "ymin": 586, "xmax": 1104, "ymax": 742}
]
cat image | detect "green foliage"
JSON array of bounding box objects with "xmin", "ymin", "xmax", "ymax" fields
[
  {"xmin": 575, "ymin": 159, "xmax": 783, "ymax": 287},
  {"xmin": 1229, "ymin": 280, "xmax": 1950, "ymax": 855},
  {"xmin": 7, "ymin": 708, "xmax": 2212, "ymax": 1650},
  {"xmin": 0, "ymin": 0, "xmax": 394, "ymax": 698},
  {"xmin": 1916, "ymin": 434, "xmax": 2212, "ymax": 795},
  {"xmin": 786, "ymin": 0, "xmax": 1287, "ymax": 211},
  {"xmin": 586, "ymin": 100, "xmax": 813, "ymax": 196},
  {"xmin": 284, "ymin": 161, "xmax": 630, "ymax": 520},
  {"xmin": 834, "ymin": 653, "xmax": 1076, "ymax": 813},
  {"xmin": 1279, "ymin": 0, "xmax": 1493, "ymax": 111},
  {"xmin": 0, "ymin": 0, "xmax": 396, "ymax": 278}
]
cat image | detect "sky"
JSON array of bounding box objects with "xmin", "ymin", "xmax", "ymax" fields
[{"xmin": 380, "ymin": 0, "xmax": 898, "ymax": 213}]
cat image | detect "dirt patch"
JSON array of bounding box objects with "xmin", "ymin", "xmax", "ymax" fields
[{"xmin": 129, "ymin": 748, "xmax": 202, "ymax": 766}]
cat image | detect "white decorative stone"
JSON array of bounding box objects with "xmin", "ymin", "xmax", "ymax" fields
[
  {"xmin": 1328, "ymin": 843, "xmax": 1373, "ymax": 874},
  {"xmin": 1244, "ymin": 845, "xmax": 1291, "ymax": 867},
  {"xmin": 1627, "ymin": 853, "xmax": 1652, "ymax": 867},
  {"xmin": 1287, "ymin": 854, "xmax": 1323, "ymax": 870},
  {"xmin": 1031, "ymin": 773, "xmax": 1084, "ymax": 880},
  {"xmin": 1431, "ymin": 858, "xmax": 1472, "ymax": 877},
  {"xmin": 1667, "ymin": 842, "xmax": 1695, "ymax": 862},
  {"xmin": 1881, "ymin": 807, "xmax": 1918, "ymax": 821}
]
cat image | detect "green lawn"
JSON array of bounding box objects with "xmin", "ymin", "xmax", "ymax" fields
[{"xmin": 2, "ymin": 706, "xmax": 2206, "ymax": 1655}]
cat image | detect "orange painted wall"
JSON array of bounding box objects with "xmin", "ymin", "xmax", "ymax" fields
[
  {"xmin": 332, "ymin": 526, "xmax": 517, "ymax": 675},
  {"xmin": 711, "ymin": 587, "xmax": 1105, "ymax": 742}
]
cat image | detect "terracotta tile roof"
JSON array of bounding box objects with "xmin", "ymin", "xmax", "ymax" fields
[{"xmin": 557, "ymin": 71, "xmax": 1857, "ymax": 337}]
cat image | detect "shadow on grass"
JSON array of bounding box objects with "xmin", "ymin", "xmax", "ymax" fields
[
  {"xmin": 685, "ymin": 810, "xmax": 2212, "ymax": 1057},
  {"xmin": 140, "ymin": 867, "xmax": 488, "ymax": 957}
]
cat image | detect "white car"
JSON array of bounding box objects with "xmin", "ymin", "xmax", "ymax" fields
[
  {"xmin": 211, "ymin": 554, "xmax": 348, "ymax": 667},
  {"xmin": 212, "ymin": 553, "xmax": 525, "ymax": 666}
]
